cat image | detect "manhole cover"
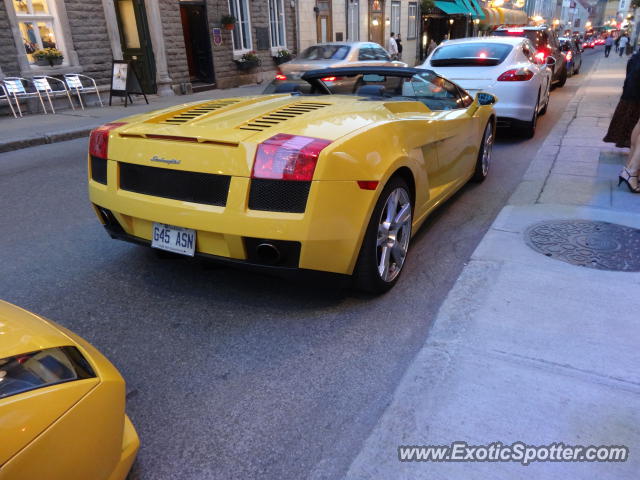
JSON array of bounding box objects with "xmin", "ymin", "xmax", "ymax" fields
[{"xmin": 524, "ymin": 220, "xmax": 640, "ymax": 271}]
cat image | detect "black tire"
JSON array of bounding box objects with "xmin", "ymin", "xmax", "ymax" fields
[
  {"xmin": 471, "ymin": 121, "xmax": 494, "ymax": 183},
  {"xmin": 519, "ymin": 95, "xmax": 539, "ymax": 139},
  {"xmin": 573, "ymin": 61, "xmax": 581, "ymax": 75},
  {"xmin": 556, "ymin": 66, "xmax": 567, "ymax": 87},
  {"xmin": 353, "ymin": 176, "xmax": 413, "ymax": 294},
  {"xmin": 539, "ymin": 87, "xmax": 549, "ymax": 116}
]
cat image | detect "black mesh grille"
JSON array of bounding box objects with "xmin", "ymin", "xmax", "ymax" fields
[
  {"xmin": 248, "ymin": 179, "xmax": 311, "ymax": 213},
  {"xmin": 90, "ymin": 156, "xmax": 107, "ymax": 185},
  {"xmin": 119, "ymin": 162, "xmax": 230, "ymax": 206}
]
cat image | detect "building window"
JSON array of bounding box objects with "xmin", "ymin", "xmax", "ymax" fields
[
  {"xmin": 269, "ymin": 0, "xmax": 286, "ymax": 47},
  {"xmin": 391, "ymin": 1, "xmax": 400, "ymax": 35},
  {"xmin": 347, "ymin": 0, "xmax": 359, "ymax": 41},
  {"xmin": 229, "ymin": 0, "xmax": 252, "ymax": 52},
  {"xmin": 12, "ymin": 0, "xmax": 64, "ymax": 64},
  {"xmin": 407, "ymin": 2, "xmax": 417, "ymax": 39}
]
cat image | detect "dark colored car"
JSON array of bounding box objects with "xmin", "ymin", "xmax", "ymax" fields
[
  {"xmin": 493, "ymin": 26, "xmax": 568, "ymax": 87},
  {"xmin": 559, "ymin": 37, "xmax": 582, "ymax": 76}
]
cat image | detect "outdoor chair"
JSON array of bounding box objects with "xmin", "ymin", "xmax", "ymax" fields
[
  {"xmin": 64, "ymin": 74, "xmax": 104, "ymax": 110},
  {"xmin": 32, "ymin": 75, "xmax": 75, "ymax": 114},
  {"xmin": 3, "ymin": 77, "xmax": 47, "ymax": 117},
  {"xmin": 0, "ymin": 82, "xmax": 18, "ymax": 119}
]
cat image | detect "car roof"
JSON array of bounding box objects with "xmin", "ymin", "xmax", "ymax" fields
[
  {"xmin": 0, "ymin": 300, "xmax": 75, "ymax": 359},
  {"xmin": 438, "ymin": 36, "xmax": 525, "ymax": 46},
  {"xmin": 304, "ymin": 42, "xmax": 371, "ymax": 48}
]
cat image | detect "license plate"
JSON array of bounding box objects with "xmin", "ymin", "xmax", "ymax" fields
[{"xmin": 151, "ymin": 223, "xmax": 196, "ymax": 256}]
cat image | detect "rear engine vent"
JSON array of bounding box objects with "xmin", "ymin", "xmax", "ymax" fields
[
  {"xmin": 119, "ymin": 163, "xmax": 231, "ymax": 206},
  {"xmin": 248, "ymin": 179, "xmax": 311, "ymax": 213},
  {"xmin": 161, "ymin": 99, "xmax": 240, "ymax": 124},
  {"xmin": 239, "ymin": 102, "xmax": 331, "ymax": 132}
]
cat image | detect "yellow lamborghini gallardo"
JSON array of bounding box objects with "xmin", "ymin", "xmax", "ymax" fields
[{"xmin": 88, "ymin": 67, "xmax": 496, "ymax": 293}]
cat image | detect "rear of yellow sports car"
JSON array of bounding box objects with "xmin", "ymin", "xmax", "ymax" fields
[{"xmin": 88, "ymin": 94, "xmax": 431, "ymax": 276}]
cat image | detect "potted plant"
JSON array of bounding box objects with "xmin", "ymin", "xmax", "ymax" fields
[
  {"xmin": 221, "ymin": 14, "xmax": 236, "ymax": 30},
  {"xmin": 273, "ymin": 49, "xmax": 292, "ymax": 65},
  {"xmin": 234, "ymin": 51, "xmax": 261, "ymax": 71},
  {"xmin": 33, "ymin": 48, "xmax": 64, "ymax": 67}
]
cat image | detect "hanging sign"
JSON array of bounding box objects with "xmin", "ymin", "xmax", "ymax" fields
[
  {"xmin": 109, "ymin": 60, "xmax": 148, "ymax": 107},
  {"xmin": 212, "ymin": 28, "xmax": 223, "ymax": 46}
]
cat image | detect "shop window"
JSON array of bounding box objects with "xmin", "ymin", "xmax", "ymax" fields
[
  {"xmin": 229, "ymin": 0, "xmax": 252, "ymax": 52},
  {"xmin": 391, "ymin": 1, "xmax": 400, "ymax": 35},
  {"xmin": 12, "ymin": 0, "xmax": 64, "ymax": 64},
  {"xmin": 269, "ymin": 0, "xmax": 286, "ymax": 48},
  {"xmin": 407, "ymin": 2, "xmax": 417, "ymax": 39}
]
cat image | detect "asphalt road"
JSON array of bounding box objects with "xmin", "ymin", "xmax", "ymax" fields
[{"xmin": 0, "ymin": 48, "xmax": 600, "ymax": 480}]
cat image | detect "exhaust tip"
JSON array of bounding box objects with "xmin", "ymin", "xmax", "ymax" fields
[{"xmin": 256, "ymin": 243, "xmax": 281, "ymax": 265}]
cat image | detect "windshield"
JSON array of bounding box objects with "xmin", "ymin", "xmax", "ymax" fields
[
  {"xmin": 300, "ymin": 45, "xmax": 350, "ymax": 61},
  {"xmin": 430, "ymin": 43, "xmax": 513, "ymax": 66},
  {"xmin": 0, "ymin": 346, "xmax": 95, "ymax": 399},
  {"xmin": 494, "ymin": 29, "xmax": 541, "ymax": 48}
]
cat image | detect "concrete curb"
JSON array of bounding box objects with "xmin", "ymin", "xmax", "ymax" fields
[
  {"xmin": 507, "ymin": 54, "xmax": 604, "ymax": 206},
  {"xmin": 0, "ymin": 127, "xmax": 92, "ymax": 154}
]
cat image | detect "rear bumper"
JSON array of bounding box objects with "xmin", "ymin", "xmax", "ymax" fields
[{"xmin": 89, "ymin": 165, "xmax": 377, "ymax": 276}]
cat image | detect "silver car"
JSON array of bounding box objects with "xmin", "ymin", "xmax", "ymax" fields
[{"xmin": 266, "ymin": 42, "xmax": 406, "ymax": 93}]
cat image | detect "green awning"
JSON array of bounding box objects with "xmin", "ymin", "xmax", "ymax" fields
[
  {"xmin": 434, "ymin": 1, "xmax": 467, "ymax": 14},
  {"xmin": 435, "ymin": 0, "xmax": 484, "ymax": 18}
]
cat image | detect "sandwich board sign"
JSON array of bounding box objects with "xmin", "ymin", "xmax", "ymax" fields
[{"xmin": 109, "ymin": 60, "xmax": 149, "ymax": 107}]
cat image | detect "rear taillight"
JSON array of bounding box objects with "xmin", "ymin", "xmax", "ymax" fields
[
  {"xmin": 565, "ymin": 51, "xmax": 573, "ymax": 61},
  {"xmin": 252, "ymin": 134, "xmax": 332, "ymax": 181},
  {"xmin": 275, "ymin": 74, "xmax": 287, "ymax": 81},
  {"xmin": 497, "ymin": 68, "xmax": 534, "ymax": 81},
  {"xmin": 89, "ymin": 122, "xmax": 127, "ymax": 159}
]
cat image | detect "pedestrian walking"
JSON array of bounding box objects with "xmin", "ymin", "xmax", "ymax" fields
[
  {"xmin": 604, "ymin": 51, "xmax": 640, "ymax": 192},
  {"xmin": 605, "ymin": 35, "xmax": 613, "ymax": 57},
  {"xmin": 615, "ymin": 35, "xmax": 620, "ymax": 53},
  {"xmin": 396, "ymin": 35, "xmax": 403, "ymax": 61},
  {"xmin": 427, "ymin": 38, "xmax": 437, "ymax": 56},
  {"xmin": 619, "ymin": 35, "xmax": 629, "ymax": 57},
  {"xmin": 388, "ymin": 32, "xmax": 399, "ymax": 61}
]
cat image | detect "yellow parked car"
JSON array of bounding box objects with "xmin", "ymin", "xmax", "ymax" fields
[
  {"xmin": 88, "ymin": 67, "xmax": 496, "ymax": 293},
  {"xmin": 0, "ymin": 301, "xmax": 138, "ymax": 480}
]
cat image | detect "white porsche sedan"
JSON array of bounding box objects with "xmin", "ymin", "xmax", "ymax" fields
[{"xmin": 421, "ymin": 36, "xmax": 552, "ymax": 138}]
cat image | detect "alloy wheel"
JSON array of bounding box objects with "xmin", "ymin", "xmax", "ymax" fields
[
  {"xmin": 376, "ymin": 188, "xmax": 412, "ymax": 282},
  {"xmin": 481, "ymin": 123, "xmax": 494, "ymax": 176}
]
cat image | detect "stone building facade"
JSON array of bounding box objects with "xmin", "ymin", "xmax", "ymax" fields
[
  {"xmin": 0, "ymin": 0, "xmax": 298, "ymax": 95},
  {"xmin": 297, "ymin": 0, "xmax": 421, "ymax": 66}
]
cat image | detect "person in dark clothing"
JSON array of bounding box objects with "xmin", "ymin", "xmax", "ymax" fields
[
  {"xmin": 615, "ymin": 35, "xmax": 620, "ymax": 53},
  {"xmin": 396, "ymin": 35, "xmax": 403, "ymax": 61},
  {"xmin": 604, "ymin": 51, "xmax": 640, "ymax": 192}
]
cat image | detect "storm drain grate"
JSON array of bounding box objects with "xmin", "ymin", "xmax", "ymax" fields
[{"xmin": 524, "ymin": 220, "xmax": 640, "ymax": 272}]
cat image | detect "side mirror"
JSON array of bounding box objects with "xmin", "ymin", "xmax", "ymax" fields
[{"xmin": 476, "ymin": 92, "xmax": 497, "ymax": 106}]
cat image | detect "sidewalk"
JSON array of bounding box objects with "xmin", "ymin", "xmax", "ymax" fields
[
  {"xmin": 345, "ymin": 54, "xmax": 640, "ymax": 479},
  {"xmin": 0, "ymin": 84, "xmax": 263, "ymax": 153}
]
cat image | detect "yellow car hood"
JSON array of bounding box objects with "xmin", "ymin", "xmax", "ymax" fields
[{"xmin": 0, "ymin": 301, "xmax": 99, "ymax": 467}]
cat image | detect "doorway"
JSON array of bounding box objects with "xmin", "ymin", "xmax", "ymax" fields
[
  {"xmin": 180, "ymin": 1, "xmax": 215, "ymax": 85},
  {"xmin": 368, "ymin": 0, "xmax": 384, "ymax": 47},
  {"xmin": 114, "ymin": 0, "xmax": 156, "ymax": 94},
  {"xmin": 316, "ymin": 0, "xmax": 333, "ymax": 43}
]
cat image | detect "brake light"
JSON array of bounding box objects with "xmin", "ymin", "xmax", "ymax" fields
[
  {"xmin": 88, "ymin": 122, "xmax": 127, "ymax": 159},
  {"xmin": 565, "ymin": 51, "xmax": 573, "ymax": 61},
  {"xmin": 534, "ymin": 51, "xmax": 547, "ymax": 62},
  {"xmin": 497, "ymin": 68, "xmax": 534, "ymax": 81},
  {"xmin": 321, "ymin": 76, "xmax": 337, "ymax": 82},
  {"xmin": 275, "ymin": 74, "xmax": 287, "ymax": 81},
  {"xmin": 507, "ymin": 28, "xmax": 524, "ymax": 33},
  {"xmin": 252, "ymin": 134, "xmax": 332, "ymax": 181}
]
